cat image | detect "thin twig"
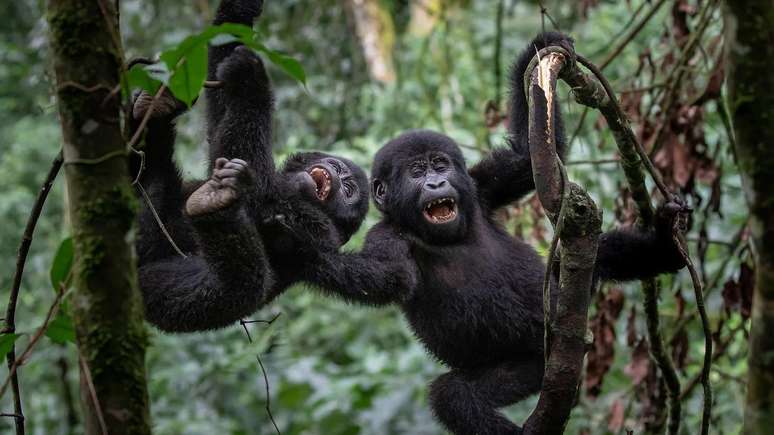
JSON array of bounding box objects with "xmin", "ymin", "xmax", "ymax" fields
[
  {"xmin": 2, "ymin": 150, "xmax": 63, "ymax": 434},
  {"xmin": 255, "ymin": 353, "xmax": 281, "ymax": 435},
  {"xmin": 493, "ymin": 0, "xmax": 505, "ymax": 108},
  {"xmin": 78, "ymin": 349, "xmax": 108, "ymax": 435},
  {"xmin": 674, "ymin": 233, "xmax": 712, "ymax": 434},
  {"xmin": 0, "ymin": 286, "xmax": 66, "ymax": 400},
  {"xmin": 648, "ymin": 0, "xmax": 720, "ymax": 157},
  {"xmin": 240, "ymin": 315, "xmax": 281, "ymax": 434},
  {"xmin": 134, "ymin": 182, "xmax": 189, "ymax": 258},
  {"xmin": 599, "ymin": 0, "xmax": 669, "ymax": 70}
]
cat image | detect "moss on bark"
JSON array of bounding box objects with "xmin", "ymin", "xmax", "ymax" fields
[
  {"xmin": 724, "ymin": 1, "xmax": 774, "ymax": 433},
  {"xmin": 46, "ymin": 0, "xmax": 151, "ymax": 433}
]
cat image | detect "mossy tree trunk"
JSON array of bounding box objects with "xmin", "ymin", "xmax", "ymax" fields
[
  {"xmin": 46, "ymin": 1, "xmax": 151, "ymax": 434},
  {"xmin": 344, "ymin": 0, "xmax": 396, "ymax": 83},
  {"xmin": 723, "ymin": 1, "xmax": 774, "ymax": 433}
]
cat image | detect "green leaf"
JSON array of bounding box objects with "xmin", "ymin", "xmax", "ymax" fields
[
  {"xmin": 0, "ymin": 333, "xmax": 21, "ymax": 359},
  {"xmin": 45, "ymin": 312, "xmax": 76, "ymax": 345},
  {"xmin": 153, "ymin": 22, "xmax": 306, "ymax": 106},
  {"xmin": 204, "ymin": 23, "xmax": 307, "ymax": 85},
  {"xmin": 125, "ymin": 64, "xmax": 163, "ymax": 95},
  {"xmin": 258, "ymin": 46, "xmax": 307, "ymax": 86},
  {"xmin": 50, "ymin": 237, "xmax": 73, "ymax": 292},
  {"xmin": 160, "ymin": 35, "xmax": 209, "ymax": 107}
]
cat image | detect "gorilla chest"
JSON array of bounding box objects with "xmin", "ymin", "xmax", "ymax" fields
[{"xmin": 404, "ymin": 248, "xmax": 528, "ymax": 367}]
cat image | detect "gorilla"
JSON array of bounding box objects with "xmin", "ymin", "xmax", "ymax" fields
[
  {"xmin": 132, "ymin": 0, "xmax": 369, "ymax": 332},
  {"xmin": 306, "ymin": 32, "xmax": 690, "ymax": 434}
]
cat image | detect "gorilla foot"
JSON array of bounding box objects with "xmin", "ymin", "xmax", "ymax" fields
[{"xmin": 186, "ymin": 158, "xmax": 252, "ymax": 217}]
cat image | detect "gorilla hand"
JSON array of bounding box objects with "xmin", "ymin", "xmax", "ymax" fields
[
  {"xmin": 131, "ymin": 88, "xmax": 187, "ymax": 123},
  {"xmin": 656, "ymin": 196, "xmax": 693, "ymax": 235}
]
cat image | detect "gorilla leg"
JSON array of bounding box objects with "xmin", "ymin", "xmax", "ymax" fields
[{"xmin": 428, "ymin": 359, "xmax": 544, "ymax": 435}]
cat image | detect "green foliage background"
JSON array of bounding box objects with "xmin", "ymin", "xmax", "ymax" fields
[{"xmin": 0, "ymin": 0, "xmax": 749, "ymax": 434}]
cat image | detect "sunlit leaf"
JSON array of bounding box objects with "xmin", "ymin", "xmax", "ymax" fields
[{"xmin": 50, "ymin": 237, "xmax": 73, "ymax": 292}]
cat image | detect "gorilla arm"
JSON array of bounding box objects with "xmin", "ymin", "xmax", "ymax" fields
[
  {"xmin": 304, "ymin": 223, "xmax": 418, "ymax": 306},
  {"xmin": 594, "ymin": 201, "xmax": 689, "ymax": 282},
  {"xmin": 469, "ymin": 32, "xmax": 573, "ymax": 211},
  {"xmin": 206, "ymin": 0, "xmax": 264, "ymax": 131}
]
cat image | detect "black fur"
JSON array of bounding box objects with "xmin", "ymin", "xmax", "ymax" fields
[
  {"xmin": 307, "ymin": 32, "xmax": 689, "ymax": 434},
  {"xmin": 133, "ymin": 0, "xmax": 369, "ymax": 332}
]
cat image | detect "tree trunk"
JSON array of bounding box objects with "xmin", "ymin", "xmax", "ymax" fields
[
  {"xmin": 724, "ymin": 1, "xmax": 774, "ymax": 433},
  {"xmin": 46, "ymin": 1, "xmax": 151, "ymax": 434},
  {"xmin": 344, "ymin": 0, "xmax": 396, "ymax": 83}
]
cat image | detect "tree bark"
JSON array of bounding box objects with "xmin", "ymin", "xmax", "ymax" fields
[
  {"xmin": 46, "ymin": 1, "xmax": 151, "ymax": 434},
  {"xmin": 724, "ymin": 1, "xmax": 774, "ymax": 433},
  {"xmin": 344, "ymin": 0, "xmax": 396, "ymax": 83},
  {"xmin": 522, "ymin": 53, "xmax": 602, "ymax": 435}
]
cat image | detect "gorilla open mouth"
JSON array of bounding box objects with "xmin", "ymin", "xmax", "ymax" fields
[
  {"xmin": 308, "ymin": 167, "xmax": 332, "ymax": 200},
  {"xmin": 423, "ymin": 198, "xmax": 458, "ymax": 224}
]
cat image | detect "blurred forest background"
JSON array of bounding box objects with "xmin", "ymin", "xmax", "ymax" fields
[{"xmin": 0, "ymin": 0, "xmax": 751, "ymax": 434}]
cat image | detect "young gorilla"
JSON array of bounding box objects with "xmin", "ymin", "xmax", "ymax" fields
[
  {"xmin": 133, "ymin": 0, "xmax": 369, "ymax": 332},
  {"xmin": 306, "ymin": 33, "xmax": 690, "ymax": 434}
]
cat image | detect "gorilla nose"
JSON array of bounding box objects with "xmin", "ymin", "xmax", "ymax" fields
[{"xmin": 425, "ymin": 178, "xmax": 447, "ymax": 190}]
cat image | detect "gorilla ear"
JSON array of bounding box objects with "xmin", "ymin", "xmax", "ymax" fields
[{"xmin": 372, "ymin": 178, "xmax": 387, "ymax": 210}]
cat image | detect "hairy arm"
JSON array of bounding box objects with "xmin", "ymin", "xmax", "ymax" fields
[
  {"xmin": 594, "ymin": 202, "xmax": 689, "ymax": 282},
  {"xmin": 304, "ymin": 223, "xmax": 418, "ymax": 306},
  {"xmin": 206, "ymin": 0, "xmax": 264, "ymax": 131},
  {"xmin": 470, "ymin": 32, "xmax": 573, "ymax": 211},
  {"xmin": 130, "ymin": 91, "xmax": 198, "ymax": 266}
]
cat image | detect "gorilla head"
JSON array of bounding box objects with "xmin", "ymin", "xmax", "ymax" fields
[
  {"xmin": 371, "ymin": 130, "xmax": 477, "ymax": 245},
  {"xmin": 283, "ymin": 152, "xmax": 369, "ymax": 243}
]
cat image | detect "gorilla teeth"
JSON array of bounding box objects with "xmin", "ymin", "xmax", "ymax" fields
[
  {"xmin": 309, "ymin": 167, "xmax": 332, "ymax": 200},
  {"xmin": 424, "ymin": 198, "xmax": 458, "ymax": 223}
]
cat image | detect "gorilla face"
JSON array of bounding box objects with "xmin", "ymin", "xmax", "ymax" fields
[
  {"xmin": 283, "ymin": 152, "xmax": 369, "ymax": 243},
  {"xmin": 372, "ymin": 131, "xmax": 477, "ymax": 245}
]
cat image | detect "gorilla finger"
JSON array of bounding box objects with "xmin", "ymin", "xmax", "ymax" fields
[
  {"xmin": 229, "ymin": 158, "xmax": 249, "ymax": 167},
  {"xmin": 224, "ymin": 161, "xmax": 248, "ymax": 171},
  {"xmin": 214, "ymin": 158, "xmax": 230, "ymax": 170},
  {"xmin": 214, "ymin": 169, "xmax": 242, "ymax": 179}
]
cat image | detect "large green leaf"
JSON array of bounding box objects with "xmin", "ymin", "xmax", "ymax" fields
[
  {"xmin": 45, "ymin": 312, "xmax": 76, "ymax": 345},
  {"xmin": 141, "ymin": 23, "xmax": 306, "ymax": 106},
  {"xmin": 160, "ymin": 35, "xmax": 209, "ymax": 107},
  {"xmin": 0, "ymin": 333, "xmax": 20, "ymax": 359},
  {"xmin": 50, "ymin": 237, "xmax": 73, "ymax": 292}
]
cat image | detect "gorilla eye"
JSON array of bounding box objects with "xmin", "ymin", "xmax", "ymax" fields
[
  {"xmin": 343, "ymin": 180, "xmax": 356, "ymax": 196},
  {"xmin": 431, "ymin": 157, "xmax": 449, "ymax": 171},
  {"xmin": 409, "ymin": 161, "xmax": 427, "ymax": 178},
  {"xmin": 328, "ymin": 159, "xmax": 343, "ymax": 174}
]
